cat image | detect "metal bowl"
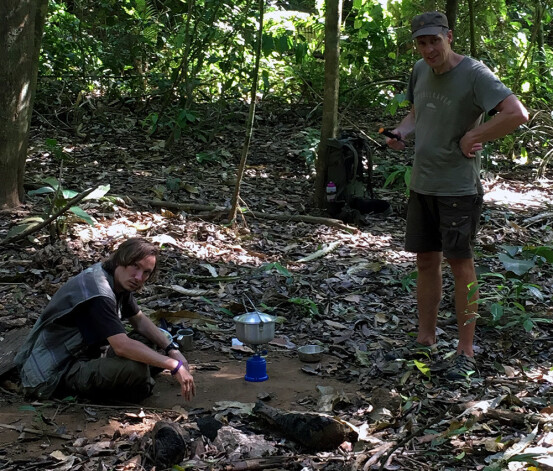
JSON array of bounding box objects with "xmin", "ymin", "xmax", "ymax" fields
[
  {"xmin": 297, "ymin": 345, "xmax": 324, "ymax": 362},
  {"xmin": 159, "ymin": 328, "xmax": 173, "ymax": 343}
]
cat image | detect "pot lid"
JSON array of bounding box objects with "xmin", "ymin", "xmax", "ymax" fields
[{"xmin": 233, "ymin": 311, "xmax": 276, "ymax": 324}]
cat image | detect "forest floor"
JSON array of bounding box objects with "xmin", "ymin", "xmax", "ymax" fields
[{"xmin": 1, "ymin": 101, "xmax": 553, "ymax": 470}]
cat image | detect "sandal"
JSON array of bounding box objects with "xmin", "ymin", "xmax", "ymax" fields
[
  {"xmin": 384, "ymin": 339, "xmax": 437, "ymax": 362},
  {"xmin": 445, "ymin": 354, "xmax": 477, "ymax": 380}
]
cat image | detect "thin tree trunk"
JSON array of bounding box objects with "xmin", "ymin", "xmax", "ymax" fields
[
  {"xmin": 535, "ymin": 0, "xmax": 546, "ymax": 83},
  {"xmin": 315, "ymin": 0, "xmax": 342, "ymax": 209},
  {"xmin": 467, "ymin": 0, "xmax": 476, "ymax": 57},
  {"xmin": 444, "ymin": 0, "xmax": 458, "ymax": 40},
  {"xmin": 228, "ymin": 0, "xmax": 264, "ymax": 223},
  {"xmin": 0, "ymin": 0, "xmax": 48, "ymax": 209}
]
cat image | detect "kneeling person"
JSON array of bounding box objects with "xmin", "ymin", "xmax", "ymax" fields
[{"xmin": 15, "ymin": 238, "xmax": 195, "ymax": 402}]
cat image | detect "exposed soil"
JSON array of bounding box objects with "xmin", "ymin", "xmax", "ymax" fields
[{"xmin": 0, "ymin": 348, "xmax": 360, "ymax": 463}]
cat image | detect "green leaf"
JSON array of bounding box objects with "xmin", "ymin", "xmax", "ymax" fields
[
  {"xmin": 501, "ymin": 245, "xmax": 521, "ymax": 257},
  {"xmin": 260, "ymin": 262, "xmax": 292, "ymax": 278},
  {"xmin": 5, "ymin": 220, "xmax": 43, "ymax": 239},
  {"xmin": 28, "ymin": 186, "xmax": 56, "ymax": 196},
  {"xmin": 43, "ymin": 177, "xmax": 60, "ymax": 189},
  {"xmin": 498, "ymin": 253, "xmax": 535, "ymax": 276},
  {"xmin": 413, "ymin": 359, "xmax": 430, "ymax": 378},
  {"xmin": 19, "ymin": 405, "xmax": 37, "ymax": 411},
  {"xmin": 69, "ymin": 206, "xmax": 96, "ymax": 225},
  {"xmin": 523, "ymin": 319, "xmax": 534, "ymax": 332},
  {"xmin": 62, "ymin": 189, "xmax": 79, "ymax": 199},
  {"xmin": 490, "ymin": 303, "xmax": 504, "ymax": 321},
  {"xmin": 531, "ymin": 246, "xmax": 553, "ymax": 263},
  {"xmin": 526, "ymin": 285, "xmax": 543, "ymax": 300}
]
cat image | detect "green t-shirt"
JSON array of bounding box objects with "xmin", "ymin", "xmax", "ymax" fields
[{"xmin": 407, "ymin": 56, "xmax": 512, "ymax": 196}]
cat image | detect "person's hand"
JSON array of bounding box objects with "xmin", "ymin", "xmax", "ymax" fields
[
  {"xmin": 460, "ymin": 133, "xmax": 483, "ymax": 158},
  {"xmin": 168, "ymin": 350, "xmax": 195, "ymax": 400},
  {"xmin": 385, "ymin": 130, "xmax": 405, "ymax": 151},
  {"xmin": 175, "ymin": 366, "xmax": 195, "ymax": 401}
]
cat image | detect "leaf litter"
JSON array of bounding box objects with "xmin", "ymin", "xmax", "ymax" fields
[{"xmin": 0, "ymin": 102, "xmax": 553, "ymax": 470}]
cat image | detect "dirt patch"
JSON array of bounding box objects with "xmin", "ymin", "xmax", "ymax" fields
[
  {"xmin": 147, "ymin": 348, "xmax": 358, "ymax": 410},
  {"xmin": 0, "ymin": 348, "xmax": 360, "ymax": 463}
]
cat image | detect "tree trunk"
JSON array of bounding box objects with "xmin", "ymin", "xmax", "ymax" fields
[
  {"xmin": 0, "ymin": 0, "xmax": 48, "ymax": 209},
  {"xmin": 444, "ymin": 0, "xmax": 458, "ymax": 39},
  {"xmin": 228, "ymin": 0, "xmax": 264, "ymax": 223},
  {"xmin": 467, "ymin": 0, "xmax": 476, "ymax": 57},
  {"xmin": 315, "ymin": 0, "xmax": 342, "ymax": 209}
]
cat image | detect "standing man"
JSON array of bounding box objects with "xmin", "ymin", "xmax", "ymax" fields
[
  {"xmin": 385, "ymin": 11, "xmax": 528, "ymax": 378},
  {"xmin": 15, "ymin": 238, "xmax": 195, "ymax": 401}
]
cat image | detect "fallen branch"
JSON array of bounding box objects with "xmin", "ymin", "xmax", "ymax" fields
[
  {"xmin": 129, "ymin": 197, "xmax": 358, "ymax": 233},
  {"xmin": 477, "ymin": 409, "xmax": 551, "ymax": 427},
  {"xmin": 0, "ymin": 186, "xmax": 97, "ymax": 246},
  {"xmin": 245, "ymin": 210, "xmax": 357, "ymax": 233},
  {"xmin": 523, "ymin": 211, "xmax": 553, "ymax": 226},
  {"xmin": 0, "ymin": 422, "xmax": 72, "ymax": 440},
  {"xmin": 224, "ymin": 456, "xmax": 293, "ymax": 470}
]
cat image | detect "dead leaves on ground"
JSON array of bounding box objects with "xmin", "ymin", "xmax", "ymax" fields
[{"xmin": 2, "ymin": 105, "xmax": 553, "ymax": 469}]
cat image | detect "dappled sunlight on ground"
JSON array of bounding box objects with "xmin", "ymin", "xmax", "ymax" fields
[{"xmin": 484, "ymin": 178, "xmax": 553, "ymax": 210}]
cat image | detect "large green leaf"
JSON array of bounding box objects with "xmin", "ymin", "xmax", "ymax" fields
[
  {"xmin": 43, "ymin": 177, "xmax": 60, "ymax": 189},
  {"xmin": 28, "ymin": 186, "xmax": 56, "ymax": 196},
  {"xmin": 531, "ymin": 246, "xmax": 553, "ymax": 263},
  {"xmin": 5, "ymin": 219, "xmax": 44, "ymax": 239},
  {"xmin": 69, "ymin": 206, "xmax": 96, "ymax": 225},
  {"xmin": 498, "ymin": 253, "xmax": 535, "ymax": 276},
  {"xmin": 62, "ymin": 189, "xmax": 79, "ymax": 199}
]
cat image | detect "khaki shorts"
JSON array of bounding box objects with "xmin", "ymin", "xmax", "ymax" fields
[{"xmin": 405, "ymin": 192, "xmax": 483, "ymax": 259}]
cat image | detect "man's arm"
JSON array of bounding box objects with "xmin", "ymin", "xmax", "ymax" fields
[
  {"xmin": 460, "ymin": 94, "xmax": 529, "ymax": 158},
  {"xmin": 386, "ymin": 105, "xmax": 416, "ymax": 151},
  {"xmin": 108, "ymin": 312, "xmax": 195, "ymax": 400}
]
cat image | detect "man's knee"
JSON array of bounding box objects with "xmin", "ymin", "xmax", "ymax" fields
[
  {"xmin": 416, "ymin": 252, "xmax": 442, "ymax": 272},
  {"xmin": 447, "ymin": 258, "xmax": 476, "ymax": 280}
]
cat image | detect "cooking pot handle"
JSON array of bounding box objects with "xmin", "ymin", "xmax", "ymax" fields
[
  {"xmin": 243, "ymin": 294, "xmax": 260, "ymax": 313},
  {"xmin": 242, "ymin": 294, "xmax": 267, "ymax": 326}
]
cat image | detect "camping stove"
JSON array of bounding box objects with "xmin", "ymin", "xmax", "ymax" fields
[
  {"xmin": 244, "ymin": 345, "xmax": 269, "ymax": 382},
  {"xmin": 233, "ymin": 310, "xmax": 277, "ymax": 383}
]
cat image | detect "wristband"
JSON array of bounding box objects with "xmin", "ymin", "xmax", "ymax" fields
[{"xmin": 170, "ymin": 360, "xmax": 183, "ymax": 376}]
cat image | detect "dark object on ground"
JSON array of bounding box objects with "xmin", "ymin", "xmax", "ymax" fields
[
  {"xmin": 196, "ymin": 415, "xmax": 223, "ymax": 441},
  {"xmin": 152, "ymin": 421, "xmax": 188, "ymax": 468},
  {"xmin": 253, "ymin": 400, "xmax": 358, "ymax": 451},
  {"xmin": 350, "ymin": 197, "xmax": 391, "ymax": 216}
]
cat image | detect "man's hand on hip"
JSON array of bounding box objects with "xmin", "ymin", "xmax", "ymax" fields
[{"xmin": 460, "ymin": 133, "xmax": 483, "ymax": 158}]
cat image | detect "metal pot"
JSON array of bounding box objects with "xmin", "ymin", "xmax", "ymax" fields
[{"xmin": 233, "ymin": 311, "xmax": 276, "ymax": 345}]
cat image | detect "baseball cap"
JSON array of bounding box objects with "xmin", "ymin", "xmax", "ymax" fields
[{"xmin": 411, "ymin": 11, "xmax": 449, "ymax": 39}]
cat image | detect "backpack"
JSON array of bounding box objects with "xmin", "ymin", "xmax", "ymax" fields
[{"xmin": 326, "ymin": 130, "xmax": 391, "ymax": 221}]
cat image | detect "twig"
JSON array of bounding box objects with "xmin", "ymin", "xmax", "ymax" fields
[
  {"xmin": 0, "ymin": 423, "xmax": 72, "ymax": 440},
  {"xmin": 378, "ymin": 411, "xmax": 447, "ymax": 470},
  {"xmin": 0, "ymin": 186, "xmax": 97, "ymax": 246},
  {"xmin": 523, "ymin": 211, "xmax": 553, "ymax": 226},
  {"xmin": 224, "ymin": 456, "xmax": 293, "ymax": 470}
]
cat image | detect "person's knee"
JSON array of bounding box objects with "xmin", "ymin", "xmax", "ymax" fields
[
  {"xmin": 416, "ymin": 252, "xmax": 442, "ymax": 272},
  {"xmin": 447, "ymin": 258, "xmax": 476, "ymax": 280}
]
